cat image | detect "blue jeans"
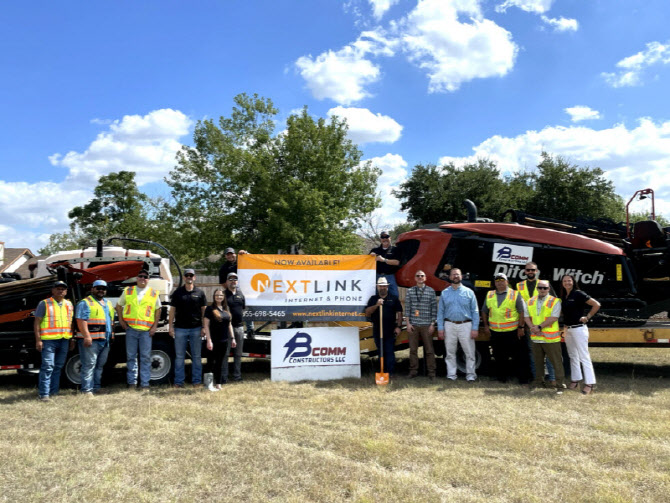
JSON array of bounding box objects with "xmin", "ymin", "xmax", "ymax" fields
[
  {"xmin": 78, "ymin": 339, "xmax": 110, "ymax": 393},
  {"xmin": 174, "ymin": 327, "xmax": 203, "ymax": 385},
  {"xmin": 377, "ymin": 274, "xmax": 399, "ymax": 298},
  {"xmin": 125, "ymin": 327, "xmax": 152, "ymax": 387},
  {"xmin": 373, "ymin": 330, "xmax": 396, "ymax": 375},
  {"xmin": 38, "ymin": 338, "xmax": 70, "ymax": 398}
]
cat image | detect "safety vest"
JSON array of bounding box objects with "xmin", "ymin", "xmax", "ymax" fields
[
  {"xmin": 486, "ymin": 289, "xmax": 520, "ymax": 332},
  {"xmin": 527, "ymin": 295, "xmax": 561, "ymax": 342},
  {"xmin": 122, "ymin": 286, "xmax": 158, "ymax": 331},
  {"xmin": 76, "ymin": 296, "xmax": 114, "ymax": 339},
  {"xmin": 38, "ymin": 297, "xmax": 74, "ymax": 340},
  {"xmin": 516, "ymin": 280, "xmax": 534, "ymax": 304}
]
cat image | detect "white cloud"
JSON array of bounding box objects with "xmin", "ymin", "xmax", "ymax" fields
[
  {"xmin": 366, "ymin": 153, "xmax": 408, "ymax": 222},
  {"xmin": 602, "ymin": 40, "xmax": 670, "ymax": 88},
  {"xmin": 496, "ymin": 0, "xmax": 555, "ymax": 14},
  {"xmin": 565, "ymin": 105, "xmax": 601, "ymax": 122},
  {"xmin": 1, "ymin": 109, "xmax": 192, "ymax": 251},
  {"xmin": 368, "ymin": 0, "xmax": 399, "ymax": 19},
  {"xmin": 295, "ymin": 30, "xmax": 396, "ymax": 105},
  {"xmin": 327, "ymin": 106, "xmax": 402, "ymax": 144},
  {"xmin": 399, "ymin": 0, "xmax": 518, "ymax": 93},
  {"xmin": 540, "ymin": 15, "xmax": 578, "ymax": 32},
  {"xmin": 438, "ymin": 118, "xmax": 670, "ymax": 215}
]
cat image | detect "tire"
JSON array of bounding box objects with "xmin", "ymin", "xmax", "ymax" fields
[
  {"xmin": 63, "ymin": 352, "xmax": 82, "ymax": 388},
  {"xmin": 149, "ymin": 338, "xmax": 175, "ymax": 384}
]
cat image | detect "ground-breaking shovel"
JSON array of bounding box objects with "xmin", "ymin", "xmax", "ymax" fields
[{"xmin": 375, "ymin": 302, "xmax": 389, "ymax": 385}]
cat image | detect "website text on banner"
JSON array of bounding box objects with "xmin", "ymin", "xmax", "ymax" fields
[{"xmin": 238, "ymin": 254, "xmax": 376, "ymax": 321}]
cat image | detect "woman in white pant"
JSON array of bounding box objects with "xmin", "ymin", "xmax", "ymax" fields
[{"xmin": 560, "ymin": 275, "xmax": 601, "ymax": 395}]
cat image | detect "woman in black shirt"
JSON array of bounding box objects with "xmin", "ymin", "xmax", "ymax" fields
[
  {"xmin": 204, "ymin": 289, "xmax": 236, "ymax": 390},
  {"xmin": 560, "ymin": 275, "xmax": 600, "ymax": 395}
]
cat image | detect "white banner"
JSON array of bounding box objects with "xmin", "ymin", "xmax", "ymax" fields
[
  {"xmin": 238, "ymin": 254, "xmax": 376, "ymax": 321},
  {"xmin": 271, "ymin": 327, "xmax": 361, "ymax": 381},
  {"xmin": 492, "ymin": 243, "xmax": 534, "ymax": 265}
]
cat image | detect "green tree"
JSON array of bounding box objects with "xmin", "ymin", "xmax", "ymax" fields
[
  {"xmin": 528, "ymin": 152, "xmax": 624, "ymax": 221},
  {"xmin": 38, "ymin": 229, "xmax": 89, "ymax": 255},
  {"xmin": 393, "ymin": 159, "xmax": 517, "ymax": 224},
  {"xmin": 167, "ymin": 94, "xmax": 380, "ymax": 257},
  {"xmin": 68, "ymin": 171, "xmax": 150, "ymax": 239}
]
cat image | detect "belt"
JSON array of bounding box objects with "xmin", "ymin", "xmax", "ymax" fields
[
  {"xmin": 566, "ymin": 323, "xmax": 585, "ymax": 329},
  {"xmin": 444, "ymin": 319, "xmax": 471, "ymax": 325}
]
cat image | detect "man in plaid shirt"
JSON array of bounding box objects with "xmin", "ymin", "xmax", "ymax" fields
[{"xmin": 404, "ymin": 270, "xmax": 438, "ymax": 380}]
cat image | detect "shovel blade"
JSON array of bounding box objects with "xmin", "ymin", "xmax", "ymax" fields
[{"xmin": 375, "ymin": 372, "xmax": 389, "ymax": 385}]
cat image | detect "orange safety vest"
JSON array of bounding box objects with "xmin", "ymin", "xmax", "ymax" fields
[
  {"xmin": 486, "ymin": 289, "xmax": 520, "ymax": 332},
  {"xmin": 38, "ymin": 297, "xmax": 74, "ymax": 340},
  {"xmin": 121, "ymin": 286, "xmax": 158, "ymax": 331},
  {"xmin": 527, "ymin": 295, "xmax": 561, "ymax": 342},
  {"xmin": 76, "ymin": 296, "xmax": 114, "ymax": 339}
]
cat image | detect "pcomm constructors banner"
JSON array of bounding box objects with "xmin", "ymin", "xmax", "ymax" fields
[{"xmin": 238, "ymin": 254, "xmax": 376, "ymax": 321}]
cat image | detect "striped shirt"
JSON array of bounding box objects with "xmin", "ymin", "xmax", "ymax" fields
[{"xmin": 405, "ymin": 285, "xmax": 437, "ymax": 326}]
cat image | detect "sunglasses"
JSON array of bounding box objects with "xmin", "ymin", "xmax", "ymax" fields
[
  {"xmin": 537, "ymin": 286, "xmax": 549, "ymax": 290},
  {"xmin": 184, "ymin": 274, "xmax": 195, "ymax": 278},
  {"xmin": 94, "ymin": 286, "xmax": 107, "ymax": 290},
  {"xmin": 525, "ymin": 268, "xmax": 536, "ymax": 272},
  {"xmin": 415, "ymin": 274, "xmax": 425, "ymax": 277},
  {"xmin": 137, "ymin": 275, "xmax": 149, "ymax": 279}
]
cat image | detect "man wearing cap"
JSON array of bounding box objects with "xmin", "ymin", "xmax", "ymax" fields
[
  {"xmin": 224, "ymin": 272, "xmax": 247, "ymax": 382},
  {"xmin": 437, "ymin": 268, "xmax": 480, "ymax": 381},
  {"xmin": 369, "ymin": 232, "xmax": 401, "ymax": 298},
  {"xmin": 34, "ymin": 281, "xmax": 75, "ymax": 401},
  {"xmin": 404, "ymin": 270, "xmax": 437, "ymax": 380},
  {"xmin": 116, "ymin": 270, "xmax": 162, "ymax": 390},
  {"xmin": 219, "ymin": 247, "xmax": 253, "ymax": 337},
  {"xmin": 524, "ymin": 279, "xmax": 565, "ymax": 394},
  {"xmin": 75, "ymin": 280, "xmax": 115, "ymax": 395},
  {"xmin": 481, "ymin": 273, "xmax": 529, "ymax": 384},
  {"xmin": 365, "ymin": 277, "xmax": 403, "ymax": 376},
  {"xmin": 169, "ymin": 269, "xmax": 207, "ymax": 387}
]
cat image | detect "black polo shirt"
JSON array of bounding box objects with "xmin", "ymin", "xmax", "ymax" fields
[
  {"xmin": 170, "ymin": 286, "xmax": 207, "ymax": 328},
  {"xmin": 369, "ymin": 245, "xmax": 400, "ymax": 275},
  {"xmin": 225, "ymin": 288, "xmax": 246, "ymax": 327},
  {"xmin": 366, "ymin": 294, "xmax": 403, "ymax": 338},
  {"xmin": 218, "ymin": 260, "xmax": 237, "ymax": 284},
  {"xmin": 562, "ymin": 290, "xmax": 592, "ymax": 326}
]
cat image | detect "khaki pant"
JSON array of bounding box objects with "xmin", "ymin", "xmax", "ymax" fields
[
  {"xmin": 408, "ymin": 325, "xmax": 436, "ymax": 377},
  {"xmin": 531, "ymin": 342, "xmax": 564, "ymax": 388}
]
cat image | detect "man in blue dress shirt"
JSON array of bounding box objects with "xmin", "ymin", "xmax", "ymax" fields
[{"xmin": 437, "ymin": 268, "xmax": 480, "ymax": 381}]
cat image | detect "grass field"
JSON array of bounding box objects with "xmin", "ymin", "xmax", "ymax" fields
[{"xmin": 1, "ymin": 347, "xmax": 668, "ymax": 503}]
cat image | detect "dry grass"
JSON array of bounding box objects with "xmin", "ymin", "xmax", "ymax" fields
[{"xmin": 0, "ymin": 348, "xmax": 668, "ymax": 503}]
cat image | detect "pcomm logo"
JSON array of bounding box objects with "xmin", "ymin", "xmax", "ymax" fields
[{"xmin": 283, "ymin": 331, "xmax": 347, "ymax": 363}]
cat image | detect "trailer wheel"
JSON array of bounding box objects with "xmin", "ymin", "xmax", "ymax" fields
[
  {"xmin": 63, "ymin": 353, "xmax": 82, "ymax": 388},
  {"xmin": 149, "ymin": 339, "xmax": 174, "ymax": 384}
]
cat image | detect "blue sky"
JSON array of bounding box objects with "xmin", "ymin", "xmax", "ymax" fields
[{"xmin": 2, "ymin": 0, "xmax": 670, "ymax": 252}]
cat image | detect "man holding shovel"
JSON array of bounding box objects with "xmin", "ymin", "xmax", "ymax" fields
[{"xmin": 365, "ymin": 277, "xmax": 403, "ymax": 378}]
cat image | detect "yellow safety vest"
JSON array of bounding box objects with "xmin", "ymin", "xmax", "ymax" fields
[
  {"xmin": 527, "ymin": 295, "xmax": 561, "ymax": 342},
  {"xmin": 76, "ymin": 296, "xmax": 114, "ymax": 339},
  {"xmin": 486, "ymin": 289, "xmax": 520, "ymax": 332},
  {"xmin": 122, "ymin": 286, "xmax": 158, "ymax": 331},
  {"xmin": 39, "ymin": 297, "xmax": 74, "ymax": 340},
  {"xmin": 516, "ymin": 280, "xmax": 533, "ymax": 304}
]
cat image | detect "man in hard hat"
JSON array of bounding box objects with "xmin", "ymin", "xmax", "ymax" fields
[
  {"xmin": 34, "ymin": 280, "xmax": 74, "ymax": 401},
  {"xmin": 75, "ymin": 279, "xmax": 115, "ymax": 395}
]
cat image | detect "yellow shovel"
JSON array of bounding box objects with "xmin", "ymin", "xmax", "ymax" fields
[{"xmin": 375, "ymin": 302, "xmax": 389, "ymax": 385}]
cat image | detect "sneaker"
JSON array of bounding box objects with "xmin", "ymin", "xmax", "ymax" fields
[
  {"xmin": 82, "ymin": 391, "xmax": 95, "ymax": 397},
  {"xmin": 233, "ymin": 377, "xmax": 243, "ymax": 382},
  {"xmin": 173, "ymin": 383, "xmax": 184, "ymax": 389},
  {"xmin": 446, "ymin": 376, "xmax": 457, "ymax": 381},
  {"xmin": 556, "ymin": 389, "xmax": 563, "ymax": 395},
  {"xmin": 39, "ymin": 395, "xmax": 50, "ymax": 402},
  {"xmin": 127, "ymin": 383, "xmax": 137, "ymax": 389},
  {"xmin": 139, "ymin": 386, "xmax": 150, "ymax": 392}
]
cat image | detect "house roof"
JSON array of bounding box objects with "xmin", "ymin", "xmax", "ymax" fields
[{"xmin": 1, "ymin": 248, "xmax": 37, "ymax": 277}]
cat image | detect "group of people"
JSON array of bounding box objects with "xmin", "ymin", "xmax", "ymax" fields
[
  {"xmin": 366, "ymin": 232, "xmax": 600, "ymax": 395},
  {"xmin": 33, "ymin": 248, "xmax": 250, "ymax": 400}
]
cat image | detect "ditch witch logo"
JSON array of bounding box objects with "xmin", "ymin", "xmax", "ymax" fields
[{"xmin": 283, "ymin": 332, "xmax": 347, "ymax": 364}]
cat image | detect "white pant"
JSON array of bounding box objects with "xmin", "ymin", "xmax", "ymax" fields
[
  {"xmin": 444, "ymin": 321, "xmax": 476, "ymax": 380},
  {"xmin": 564, "ymin": 325, "xmax": 596, "ymax": 384}
]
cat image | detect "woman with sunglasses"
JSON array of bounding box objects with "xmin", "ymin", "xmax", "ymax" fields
[
  {"xmin": 560, "ymin": 275, "xmax": 600, "ymax": 395},
  {"xmin": 203, "ymin": 289, "xmax": 236, "ymax": 390}
]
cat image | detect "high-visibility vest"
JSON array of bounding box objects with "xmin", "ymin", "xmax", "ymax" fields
[
  {"xmin": 527, "ymin": 295, "xmax": 561, "ymax": 342},
  {"xmin": 76, "ymin": 296, "xmax": 114, "ymax": 339},
  {"xmin": 486, "ymin": 289, "xmax": 520, "ymax": 332},
  {"xmin": 121, "ymin": 286, "xmax": 158, "ymax": 331},
  {"xmin": 516, "ymin": 280, "xmax": 534, "ymax": 304},
  {"xmin": 38, "ymin": 297, "xmax": 74, "ymax": 340}
]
